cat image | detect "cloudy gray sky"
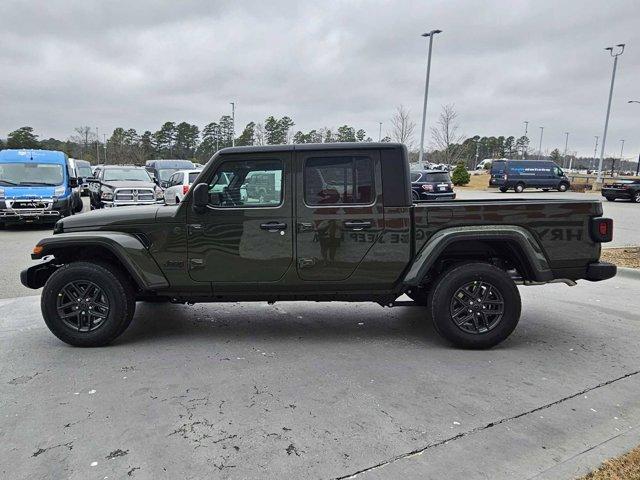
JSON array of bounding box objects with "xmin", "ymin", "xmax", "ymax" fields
[{"xmin": 1, "ymin": 0, "xmax": 638, "ymax": 158}]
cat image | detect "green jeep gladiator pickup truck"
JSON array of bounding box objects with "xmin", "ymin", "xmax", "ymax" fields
[{"xmin": 21, "ymin": 143, "xmax": 616, "ymax": 349}]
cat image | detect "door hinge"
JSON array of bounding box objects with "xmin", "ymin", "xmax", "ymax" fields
[
  {"xmin": 189, "ymin": 258, "xmax": 205, "ymax": 270},
  {"xmin": 298, "ymin": 258, "xmax": 315, "ymax": 269}
]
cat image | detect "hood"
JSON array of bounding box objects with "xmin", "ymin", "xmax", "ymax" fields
[
  {"xmin": 58, "ymin": 205, "xmax": 161, "ymax": 231},
  {"xmin": 1, "ymin": 185, "xmax": 61, "ymax": 199},
  {"xmin": 101, "ymin": 180, "xmax": 158, "ymax": 190}
]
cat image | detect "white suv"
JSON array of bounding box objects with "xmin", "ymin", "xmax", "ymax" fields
[{"xmin": 163, "ymin": 169, "xmax": 202, "ymax": 204}]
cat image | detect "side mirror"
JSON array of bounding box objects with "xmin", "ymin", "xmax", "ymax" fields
[
  {"xmin": 192, "ymin": 183, "xmax": 209, "ymax": 212},
  {"xmin": 69, "ymin": 177, "xmax": 79, "ymax": 188},
  {"xmin": 161, "ymin": 181, "xmax": 170, "ymax": 189}
]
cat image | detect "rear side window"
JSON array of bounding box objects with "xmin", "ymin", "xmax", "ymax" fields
[
  {"xmin": 304, "ymin": 156, "xmax": 374, "ymax": 205},
  {"xmin": 188, "ymin": 172, "xmax": 200, "ymax": 184}
]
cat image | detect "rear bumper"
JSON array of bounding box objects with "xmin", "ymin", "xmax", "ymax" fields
[
  {"xmin": 585, "ymin": 261, "xmax": 617, "ymax": 282},
  {"xmin": 601, "ymin": 188, "xmax": 631, "ymax": 200},
  {"xmin": 417, "ymin": 192, "xmax": 456, "ymax": 200}
]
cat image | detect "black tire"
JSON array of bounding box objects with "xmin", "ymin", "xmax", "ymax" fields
[
  {"xmin": 557, "ymin": 182, "xmax": 569, "ymax": 192},
  {"xmin": 41, "ymin": 262, "xmax": 136, "ymax": 347},
  {"xmin": 514, "ymin": 183, "xmax": 525, "ymax": 193},
  {"xmin": 498, "ymin": 187, "xmax": 508, "ymax": 193},
  {"xmin": 605, "ymin": 197, "xmax": 615, "ymax": 202},
  {"xmin": 633, "ymin": 192, "xmax": 640, "ymax": 203},
  {"xmin": 428, "ymin": 263, "xmax": 521, "ymax": 349},
  {"xmin": 542, "ymin": 188, "xmax": 550, "ymax": 192},
  {"xmin": 175, "ymin": 197, "xmax": 180, "ymax": 204},
  {"xmin": 412, "ymin": 190, "xmax": 420, "ymax": 201}
]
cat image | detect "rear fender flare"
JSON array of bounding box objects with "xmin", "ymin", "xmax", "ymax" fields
[{"xmin": 403, "ymin": 225, "xmax": 552, "ymax": 286}]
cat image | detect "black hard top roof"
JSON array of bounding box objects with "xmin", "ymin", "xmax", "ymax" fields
[{"xmin": 217, "ymin": 142, "xmax": 404, "ymax": 155}]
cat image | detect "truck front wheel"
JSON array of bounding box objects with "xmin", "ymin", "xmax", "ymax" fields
[
  {"xmin": 428, "ymin": 263, "xmax": 521, "ymax": 349},
  {"xmin": 41, "ymin": 262, "xmax": 136, "ymax": 347}
]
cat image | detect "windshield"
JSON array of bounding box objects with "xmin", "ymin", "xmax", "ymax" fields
[
  {"xmin": 0, "ymin": 163, "xmax": 64, "ymax": 186},
  {"xmin": 76, "ymin": 165, "xmax": 93, "ymax": 177},
  {"xmin": 103, "ymin": 168, "xmax": 151, "ymax": 182},
  {"xmin": 423, "ymin": 172, "xmax": 451, "ymax": 182},
  {"xmin": 158, "ymin": 168, "xmax": 180, "ymax": 181}
]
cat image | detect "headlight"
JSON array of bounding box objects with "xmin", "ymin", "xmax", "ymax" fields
[
  {"xmin": 0, "ymin": 187, "xmax": 4, "ymax": 198},
  {"xmin": 54, "ymin": 186, "xmax": 66, "ymax": 197},
  {"xmin": 101, "ymin": 188, "xmax": 113, "ymax": 200},
  {"xmin": 155, "ymin": 188, "xmax": 164, "ymax": 199}
]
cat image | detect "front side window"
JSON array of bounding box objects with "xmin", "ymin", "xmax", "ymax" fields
[
  {"xmin": 207, "ymin": 159, "xmax": 283, "ymax": 207},
  {"xmin": 410, "ymin": 172, "xmax": 422, "ymax": 182},
  {"xmin": 0, "ymin": 163, "xmax": 64, "ymax": 186},
  {"xmin": 304, "ymin": 156, "xmax": 374, "ymax": 205}
]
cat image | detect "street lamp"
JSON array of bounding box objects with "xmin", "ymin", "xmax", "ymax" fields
[
  {"xmin": 537, "ymin": 126, "xmax": 544, "ymax": 160},
  {"xmin": 96, "ymin": 127, "xmax": 100, "ymax": 163},
  {"xmin": 628, "ymin": 100, "xmax": 640, "ymax": 104},
  {"xmin": 378, "ymin": 122, "xmax": 382, "ymax": 142},
  {"xmin": 596, "ymin": 44, "xmax": 625, "ymax": 183},
  {"xmin": 522, "ymin": 121, "xmax": 529, "ymax": 159},
  {"xmin": 418, "ymin": 29, "xmax": 442, "ymax": 165},
  {"xmin": 611, "ymin": 139, "xmax": 625, "ymax": 175},
  {"xmin": 592, "ymin": 136, "xmax": 599, "ymax": 169}
]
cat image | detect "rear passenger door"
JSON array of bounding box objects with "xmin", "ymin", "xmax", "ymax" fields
[{"xmin": 295, "ymin": 149, "xmax": 384, "ymax": 282}]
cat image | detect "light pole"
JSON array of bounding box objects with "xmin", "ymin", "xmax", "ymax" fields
[
  {"xmin": 563, "ymin": 132, "xmax": 569, "ymax": 168},
  {"xmin": 230, "ymin": 102, "xmax": 235, "ymax": 147},
  {"xmin": 95, "ymin": 127, "xmax": 100, "ymax": 163},
  {"xmin": 592, "ymin": 136, "xmax": 599, "ymax": 169},
  {"xmin": 522, "ymin": 121, "xmax": 529, "ymax": 159},
  {"xmin": 418, "ymin": 29, "xmax": 442, "ymax": 165},
  {"xmin": 597, "ymin": 44, "xmax": 625, "ymax": 183},
  {"xmin": 611, "ymin": 139, "xmax": 625, "ymax": 175},
  {"xmin": 378, "ymin": 122, "xmax": 382, "ymax": 142},
  {"xmin": 537, "ymin": 126, "xmax": 544, "ymax": 160},
  {"xmin": 103, "ymin": 133, "xmax": 107, "ymax": 164},
  {"xmin": 629, "ymin": 101, "xmax": 640, "ymax": 175}
]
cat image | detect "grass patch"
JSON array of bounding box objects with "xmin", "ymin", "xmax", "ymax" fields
[
  {"xmin": 579, "ymin": 445, "xmax": 640, "ymax": 479},
  {"xmin": 601, "ymin": 247, "xmax": 640, "ymax": 269},
  {"xmin": 455, "ymin": 172, "xmax": 490, "ymax": 190}
]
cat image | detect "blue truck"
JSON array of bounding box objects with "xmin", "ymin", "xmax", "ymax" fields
[
  {"xmin": 0, "ymin": 149, "xmax": 80, "ymax": 226},
  {"xmin": 489, "ymin": 159, "xmax": 571, "ymax": 193}
]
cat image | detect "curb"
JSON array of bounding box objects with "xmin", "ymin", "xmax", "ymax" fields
[{"xmin": 616, "ymin": 267, "xmax": 640, "ymax": 280}]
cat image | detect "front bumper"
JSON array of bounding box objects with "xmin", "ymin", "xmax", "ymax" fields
[
  {"xmin": 0, "ymin": 197, "xmax": 71, "ymax": 224},
  {"xmin": 585, "ymin": 261, "xmax": 617, "ymax": 282},
  {"xmin": 102, "ymin": 200, "xmax": 164, "ymax": 207},
  {"xmin": 20, "ymin": 257, "xmax": 59, "ymax": 289}
]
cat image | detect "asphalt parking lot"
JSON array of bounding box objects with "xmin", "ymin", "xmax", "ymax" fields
[
  {"xmin": 1, "ymin": 192, "xmax": 639, "ymax": 479},
  {"xmin": 1, "ymin": 272, "xmax": 639, "ymax": 479}
]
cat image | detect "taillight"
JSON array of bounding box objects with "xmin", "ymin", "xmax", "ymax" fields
[
  {"xmin": 590, "ymin": 217, "xmax": 613, "ymax": 243},
  {"xmin": 421, "ymin": 184, "xmax": 434, "ymax": 191},
  {"xmin": 183, "ymin": 185, "xmax": 190, "ymax": 195}
]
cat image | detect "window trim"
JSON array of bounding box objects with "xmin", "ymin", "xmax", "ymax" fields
[
  {"xmin": 302, "ymin": 155, "xmax": 376, "ymax": 208},
  {"xmin": 204, "ymin": 158, "xmax": 285, "ymax": 210}
]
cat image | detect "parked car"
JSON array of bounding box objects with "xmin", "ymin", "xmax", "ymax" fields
[
  {"xmin": 489, "ymin": 159, "xmax": 570, "ymax": 193},
  {"xmin": 69, "ymin": 159, "xmax": 93, "ymax": 196},
  {"xmin": 145, "ymin": 159, "xmax": 195, "ymax": 188},
  {"xmin": 0, "ymin": 149, "xmax": 79, "ymax": 226},
  {"xmin": 410, "ymin": 170, "xmax": 456, "ymax": 201},
  {"xmin": 21, "ymin": 143, "xmax": 615, "ymax": 349},
  {"xmin": 163, "ymin": 169, "xmax": 202, "ymax": 205},
  {"xmin": 88, "ymin": 165, "xmax": 163, "ymax": 209},
  {"xmin": 601, "ymin": 179, "xmax": 640, "ymax": 203}
]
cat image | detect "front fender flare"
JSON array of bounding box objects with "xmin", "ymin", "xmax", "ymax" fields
[
  {"xmin": 403, "ymin": 225, "xmax": 553, "ymax": 286},
  {"xmin": 30, "ymin": 231, "xmax": 169, "ymax": 290}
]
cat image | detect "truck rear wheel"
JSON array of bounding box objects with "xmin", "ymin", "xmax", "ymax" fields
[
  {"xmin": 498, "ymin": 187, "xmax": 508, "ymax": 193},
  {"xmin": 428, "ymin": 263, "xmax": 521, "ymax": 349},
  {"xmin": 41, "ymin": 262, "xmax": 136, "ymax": 347},
  {"xmin": 514, "ymin": 183, "xmax": 525, "ymax": 193}
]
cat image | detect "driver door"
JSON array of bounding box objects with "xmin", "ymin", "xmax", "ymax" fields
[{"xmin": 186, "ymin": 153, "xmax": 293, "ymax": 289}]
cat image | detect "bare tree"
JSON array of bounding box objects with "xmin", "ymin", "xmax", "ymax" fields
[
  {"xmin": 254, "ymin": 123, "xmax": 265, "ymax": 146},
  {"xmin": 430, "ymin": 104, "xmax": 465, "ymax": 166},
  {"xmin": 69, "ymin": 126, "xmax": 96, "ymax": 159},
  {"xmin": 389, "ymin": 105, "xmax": 416, "ymax": 147}
]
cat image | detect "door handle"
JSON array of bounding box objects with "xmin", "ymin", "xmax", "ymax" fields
[
  {"xmin": 343, "ymin": 220, "xmax": 372, "ymax": 231},
  {"xmin": 188, "ymin": 224, "xmax": 204, "ymax": 234},
  {"xmin": 260, "ymin": 222, "xmax": 287, "ymax": 232},
  {"xmin": 297, "ymin": 222, "xmax": 314, "ymax": 232}
]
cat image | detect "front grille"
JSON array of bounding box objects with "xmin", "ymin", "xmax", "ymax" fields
[
  {"xmin": 113, "ymin": 188, "xmax": 155, "ymax": 204},
  {"xmin": 12, "ymin": 200, "xmax": 50, "ymax": 209}
]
